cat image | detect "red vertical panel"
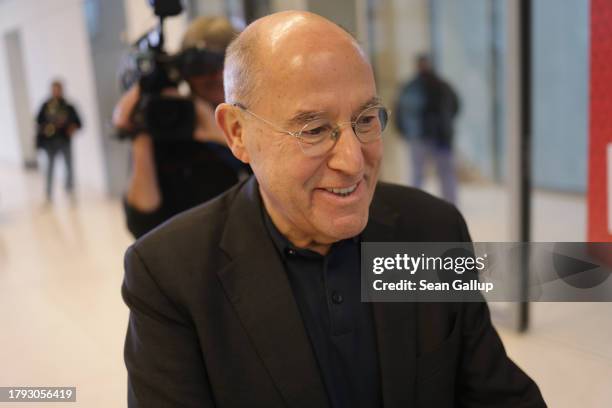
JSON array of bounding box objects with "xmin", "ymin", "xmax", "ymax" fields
[{"xmin": 588, "ymin": 0, "xmax": 612, "ymax": 242}]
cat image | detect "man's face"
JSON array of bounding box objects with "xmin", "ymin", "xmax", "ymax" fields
[
  {"xmin": 51, "ymin": 83, "xmax": 63, "ymax": 99},
  {"xmin": 242, "ymin": 40, "xmax": 383, "ymax": 246},
  {"xmin": 417, "ymin": 57, "xmax": 431, "ymax": 73}
]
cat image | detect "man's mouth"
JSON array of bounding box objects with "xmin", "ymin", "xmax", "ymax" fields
[{"xmin": 324, "ymin": 183, "xmax": 359, "ymax": 197}]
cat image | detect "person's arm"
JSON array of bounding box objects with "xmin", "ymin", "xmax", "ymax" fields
[
  {"xmin": 453, "ymin": 209, "xmax": 546, "ymax": 407},
  {"xmin": 445, "ymin": 82, "xmax": 460, "ymax": 118},
  {"xmin": 125, "ymin": 135, "xmax": 161, "ymax": 213},
  {"xmin": 122, "ymin": 245, "xmax": 216, "ymax": 407},
  {"xmin": 36, "ymin": 101, "xmax": 47, "ymax": 129},
  {"xmin": 66, "ymin": 104, "xmax": 82, "ymax": 137},
  {"xmin": 112, "ymin": 84, "xmax": 163, "ymax": 221},
  {"xmin": 113, "ymin": 84, "xmax": 142, "ymax": 131},
  {"xmin": 36, "ymin": 102, "xmax": 46, "ymax": 124},
  {"xmin": 456, "ymin": 302, "xmax": 546, "ymax": 407},
  {"xmin": 35, "ymin": 102, "xmax": 47, "ymax": 148},
  {"xmin": 121, "ymin": 134, "xmax": 166, "ymax": 239},
  {"xmin": 394, "ymin": 86, "xmax": 406, "ymax": 136}
]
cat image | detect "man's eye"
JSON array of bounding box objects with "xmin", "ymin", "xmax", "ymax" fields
[
  {"xmin": 302, "ymin": 124, "xmax": 331, "ymax": 138},
  {"xmin": 357, "ymin": 115, "xmax": 376, "ymax": 126},
  {"xmin": 303, "ymin": 127, "xmax": 325, "ymax": 136}
]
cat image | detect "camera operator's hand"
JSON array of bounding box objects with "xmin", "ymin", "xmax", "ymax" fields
[
  {"xmin": 112, "ymin": 84, "xmax": 141, "ymax": 132},
  {"xmin": 112, "ymin": 83, "xmax": 226, "ymax": 144},
  {"xmin": 154, "ymin": 87, "xmax": 226, "ymax": 144},
  {"xmin": 113, "ymin": 84, "xmax": 227, "ymax": 213}
]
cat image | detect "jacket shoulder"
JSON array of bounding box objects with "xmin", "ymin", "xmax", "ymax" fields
[
  {"xmin": 123, "ymin": 184, "xmax": 243, "ymax": 314},
  {"xmin": 375, "ymin": 182, "xmax": 457, "ymax": 214},
  {"xmin": 373, "ymin": 182, "xmax": 469, "ymax": 241},
  {"xmin": 129, "ymin": 182, "xmax": 240, "ymax": 270}
]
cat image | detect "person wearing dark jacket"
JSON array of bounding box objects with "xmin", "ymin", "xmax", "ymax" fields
[
  {"xmin": 113, "ymin": 17, "xmax": 249, "ymax": 239},
  {"xmin": 36, "ymin": 80, "xmax": 81, "ymax": 201},
  {"xmin": 395, "ymin": 55, "xmax": 460, "ymax": 204},
  {"xmin": 122, "ymin": 11, "xmax": 546, "ymax": 408}
]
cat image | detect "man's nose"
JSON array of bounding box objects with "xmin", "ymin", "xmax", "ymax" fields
[{"xmin": 327, "ymin": 125, "xmax": 364, "ymax": 175}]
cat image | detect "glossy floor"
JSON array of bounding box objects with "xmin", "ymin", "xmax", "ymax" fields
[{"xmin": 0, "ymin": 163, "xmax": 610, "ymax": 407}]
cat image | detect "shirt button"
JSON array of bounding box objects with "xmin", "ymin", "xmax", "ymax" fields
[
  {"xmin": 331, "ymin": 291, "xmax": 344, "ymax": 304},
  {"xmin": 286, "ymin": 248, "xmax": 296, "ymax": 256}
]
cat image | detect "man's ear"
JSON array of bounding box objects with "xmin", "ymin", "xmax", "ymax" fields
[{"xmin": 215, "ymin": 103, "xmax": 250, "ymax": 163}]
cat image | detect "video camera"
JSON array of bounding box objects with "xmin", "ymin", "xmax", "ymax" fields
[{"xmin": 117, "ymin": 0, "xmax": 225, "ymax": 141}]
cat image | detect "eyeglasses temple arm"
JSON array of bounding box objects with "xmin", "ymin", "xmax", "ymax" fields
[{"xmin": 233, "ymin": 103, "xmax": 298, "ymax": 138}]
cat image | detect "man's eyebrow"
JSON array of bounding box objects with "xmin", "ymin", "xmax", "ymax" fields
[
  {"xmin": 358, "ymin": 96, "xmax": 382, "ymax": 112},
  {"xmin": 285, "ymin": 110, "xmax": 327, "ymax": 128},
  {"xmin": 284, "ymin": 96, "xmax": 382, "ymax": 127}
]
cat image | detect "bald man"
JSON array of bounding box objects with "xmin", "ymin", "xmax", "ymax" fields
[{"xmin": 122, "ymin": 12, "xmax": 545, "ymax": 408}]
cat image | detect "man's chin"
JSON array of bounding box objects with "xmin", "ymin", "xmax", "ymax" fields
[{"xmin": 319, "ymin": 213, "xmax": 369, "ymax": 241}]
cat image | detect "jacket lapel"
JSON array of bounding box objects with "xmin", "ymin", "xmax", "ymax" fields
[
  {"xmin": 217, "ymin": 177, "xmax": 330, "ymax": 408},
  {"xmin": 363, "ymin": 186, "xmax": 418, "ymax": 408},
  {"xmin": 216, "ymin": 179, "xmax": 418, "ymax": 407}
]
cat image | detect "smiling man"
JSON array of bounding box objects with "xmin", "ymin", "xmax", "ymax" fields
[{"xmin": 122, "ymin": 11, "xmax": 546, "ymax": 408}]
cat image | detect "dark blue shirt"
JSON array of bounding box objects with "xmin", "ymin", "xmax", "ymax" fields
[{"xmin": 262, "ymin": 209, "xmax": 382, "ymax": 408}]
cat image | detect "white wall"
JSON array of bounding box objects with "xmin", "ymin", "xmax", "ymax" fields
[
  {"xmin": 4, "ymin": 29, "xmax": 36, "ymax": 167},
  {"xmin": 0, "ymin": 30, "xmax": 21, "ymax": 163},
  {"xmin": 0, "ymin": 0, "xmax": 106, "ymax": 193}
]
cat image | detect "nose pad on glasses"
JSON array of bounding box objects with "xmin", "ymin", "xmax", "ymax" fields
[
  {"xmin": 331, "ymin": 128, "xmax": 341, "ymax": 141},
  {"xmin": 330, "ymin": 122, "xmax": 357, "ymax": 142}
]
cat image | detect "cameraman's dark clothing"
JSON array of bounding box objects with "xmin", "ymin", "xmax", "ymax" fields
[
  {"xmin": 124, "ymin": 140, "xmax": 247, "ymax": 239},
  {"xmin": 36, "ymin": 97, "xmax": 81, "ymax": 198}
]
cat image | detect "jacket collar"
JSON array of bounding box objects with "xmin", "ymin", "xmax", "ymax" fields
[
  {"xmin": 218, "ymin": 176, "xmax": 416, "ymax": 408},
  {"xmin": 364, "ymin": 183, "xmax": 418, "ymax": 408}
]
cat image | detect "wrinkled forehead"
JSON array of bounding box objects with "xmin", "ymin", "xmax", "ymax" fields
[{"xmin": 255, "ymin": 37, "xmax": 377, "ymax": 116}]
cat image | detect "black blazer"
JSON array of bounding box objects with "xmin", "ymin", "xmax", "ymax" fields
[{"xmin": 122, "ymin": 176, "xmax": 546, "ymax": 407}]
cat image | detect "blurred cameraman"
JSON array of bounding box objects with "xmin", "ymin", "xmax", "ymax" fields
[{"xmin": 113, "ymin": 16, "xmax": 248, "ymax": 239}]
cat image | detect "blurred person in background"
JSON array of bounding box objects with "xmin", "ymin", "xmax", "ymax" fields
[
  {"xmin": 113, "ymin": 16, "xmax": 249, "ymax": 239},
  {"xmin": 395, "ymin": 54, "xmax": 460, "ymax": 204},
  {"xmin": 35, "ymin": 80, "xmax": 82, "ymax": 203}
]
